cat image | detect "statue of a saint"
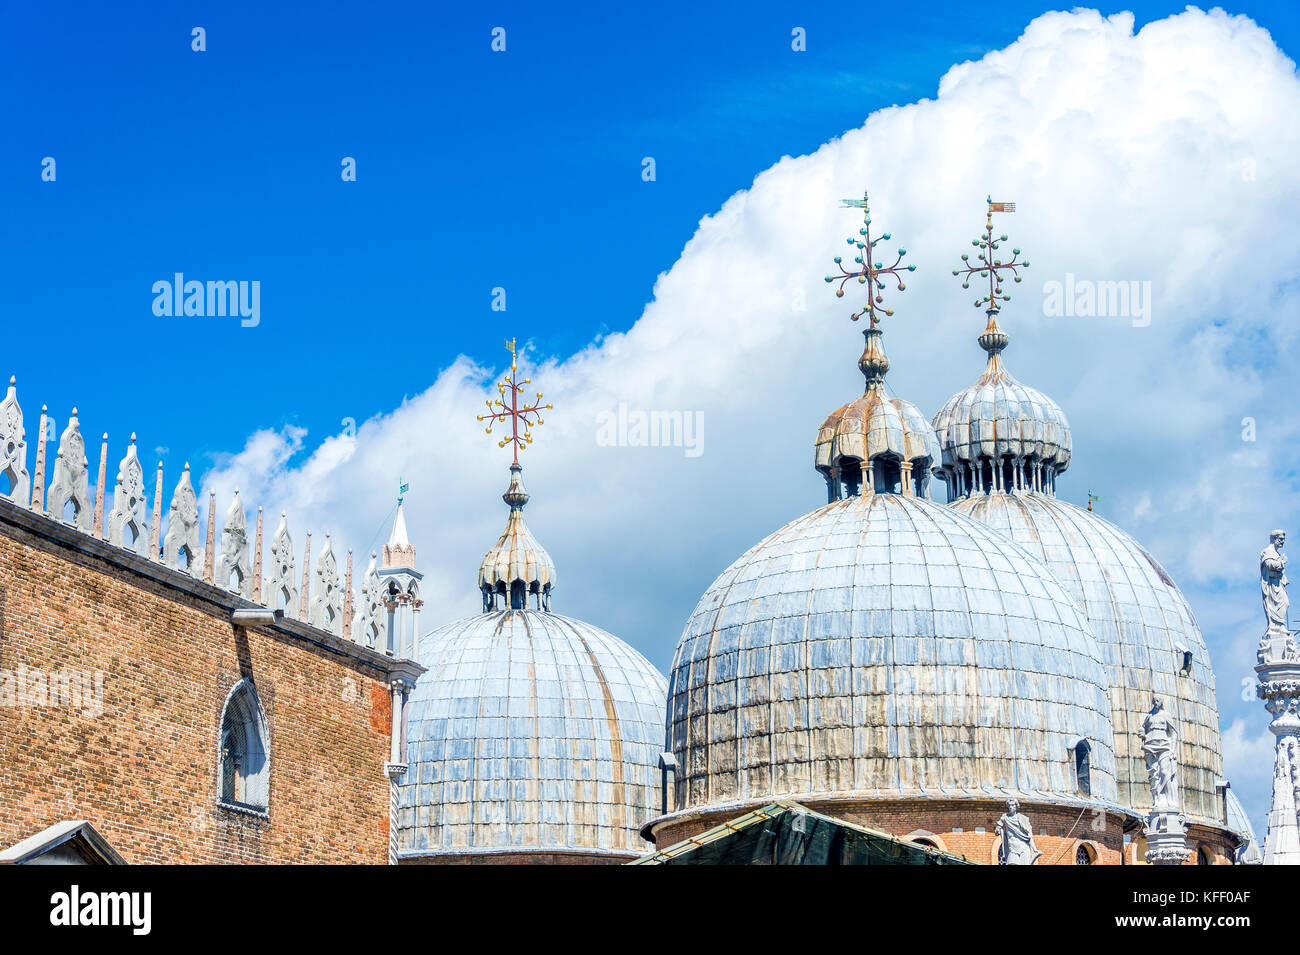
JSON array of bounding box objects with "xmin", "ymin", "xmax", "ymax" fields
[
  {"xmin": 1262, "ymin": 529, "xmax": 1290, "ymax": 637},
  {"xmin": 995, "ymin": 798, "xmax": 1041, "ymax": 865},
  {"xmin": 1142, "ymin": 697, "xmax": 1180, "ymax": 813}
]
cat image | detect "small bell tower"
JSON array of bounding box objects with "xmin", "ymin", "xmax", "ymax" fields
[{"xmin": 377, "ymin": 480, "xmax": 423, "ymax": 659}]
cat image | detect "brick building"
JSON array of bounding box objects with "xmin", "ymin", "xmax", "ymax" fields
[{"xmin": 0, "ymin": 380, "xmax": 422, "ymax": 865}]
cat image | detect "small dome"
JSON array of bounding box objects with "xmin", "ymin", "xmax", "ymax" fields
[
  {"xmin": 931, "ymin": 314, "xmax": 1071, "ymax": 496},
  {"xmin": 1225, "ymin": 788, "xmax": 1262, "ymax": 864},
  {"xmin": 478, "ymin": 465, "xmax": 556, "ymax": 611},
  {"xmin": 667, "ymin": 492, "xmax": 1118, "ymax": 813},
  {"xmin": 400, "ymin": 609, "xmax": 668, "ymax": 860},
  {"xmin": 815, "ymin": 327, "xmax": 941, "ymax": 500},
  {"xmin": 954, "ymin": 491, "xmax": 1224, "ymax": 825}
]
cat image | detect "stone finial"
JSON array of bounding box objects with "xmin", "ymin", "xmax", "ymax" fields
[
  {"xmin": 106, "ymin": 434, "xmax": 150, "ymax": 556},
  {"xmin": 150, "ymin": 461, "xmax": 164, "ymax": 559},
  {"xmin": 353, "ymin": 551, "xmax": 386, "ymax": 649},
  {"xmin": 217, "ymin": 489, "xmax": 253, "ymax": 598},
  {"xmin": 92, "ymin": 433, "xmax": 109, "ymax": 538},
  {"xmin": 252, "ymin": 506, "xmax": 264, "ymax": 603},
  {"xmin": 203, "ymin": 490, "xmax": 217, "ymax": 583},
  {"xmin": 0, "ymin": 376, "xmax": 31, "ymax": 506},
  {"xmin": 162, "ymin": 463, "xmax": 201, "ymax": 573},
  {"xmin": 299, "ymin": 531, "xmax": 312, "ymax": 620},
  {"xmin": 46, "ymin": 408, "xmax": 91, "ymax": 531},
  {"xmin": 265, "ymin": 512, "xmax": 298, "ymax": 616},
  {"xmin": 309, "ymin": 534, "xmax": 343, "ymax": 636},
  {"xmin": 30, "ymin": 405, "xmax": 48, "ymax": 513}
]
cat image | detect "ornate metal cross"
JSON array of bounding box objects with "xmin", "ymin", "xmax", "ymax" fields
[
  {"xmin": 953, "ymin": 195, "xmax": 1029, "ymax": 312},
  {"xmin": 477, "ymin": 338, "xmax": 553, "ymax": 466},
  {"xmin": 825, "ymin": 192, "xmax": 915, "ymax": 327}
]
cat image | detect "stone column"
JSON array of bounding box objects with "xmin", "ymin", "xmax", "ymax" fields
[
  {"xmin": 384, "ymin": 679, "xmax": 410, "ymax": 867},
  {"xmin": 1257, "ymin": 667, "xmax": 1300, "ymax": 865},
  {"xmin": 900, "ymin": 460, "xmax": 913, "ymax": 497}
]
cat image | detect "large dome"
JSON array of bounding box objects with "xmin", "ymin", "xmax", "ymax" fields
[
  {"xmin": 398, "ymin": 462, "xmax": 667, "ymax": 861},
  {"xmin": 400, "ymin": 609, "xmax": 667, "ymax": 859},
  {"xmin": 666, "ymin": 492, "xmax": 1118, "ymax": 813},
  {"xmin": 953, "ymin": 491, "xmax": 1223, "ymax": 824}
]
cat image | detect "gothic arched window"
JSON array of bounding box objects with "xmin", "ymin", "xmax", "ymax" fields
[{"xmin": 218, "ymin": 679, "xmax": 269, "ymax": 812}]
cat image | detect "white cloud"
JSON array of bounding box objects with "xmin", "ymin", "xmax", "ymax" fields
[{"xmin": 200, "ymin": 7, "xmax": 1300, "ymax": 828}]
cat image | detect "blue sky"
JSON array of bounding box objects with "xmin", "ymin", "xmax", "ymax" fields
[
  {"xmin": 2, "ymin": 0, "xmax": 1293, "ymax": 462},
  {"xmin": 4, "ymin": 3, "xmax": 1300, "ymax": 838}
]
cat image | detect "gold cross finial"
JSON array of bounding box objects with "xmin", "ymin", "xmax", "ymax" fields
[
  {"xmin": 825, "ymin": 191, "xmax": 915, "ymax": 327},
  {"xmin": 953, "ymin": 196, "xmax": 1029, "ymax": 313},
  {"xmin": 477, "ymin": 338, "xmax": 553, "ymax": 466}
]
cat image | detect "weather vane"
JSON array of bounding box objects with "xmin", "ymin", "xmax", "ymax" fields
[
  {"xmin": 477, "ymin": 337, "xmax": 553, "ymax": 466},
  {"xmin": 953, "ymin": 195, "xmax": 1029, "ymax": 312},
  {"xmin": 825, "ymin": 191, "xmax": 915, "ymax": 327}
]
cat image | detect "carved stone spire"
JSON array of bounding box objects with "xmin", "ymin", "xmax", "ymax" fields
[
  {"xmin": 343, "ymin": 548, "xmax": 354, "ymax": 638},
  {"xmin": 299, "ymin": 531, "xmax": 312, "ymax": 620},
  {"xmin": 46, "ymin": 408, "xmax": 91, "ymax": 531},
  {"xmin": 92, "ymin": 433, "xmax": 109, "ymax": 538},
  {"xmin": 0, "ymin": 376, "xmax": 31, "ymax": 506},
  {"xmin": 106, "ymin": 434, "xmax": 150, "ymax": 556},
  {"xmin": 30, "ymin": 405, "xmax": 48, "ymax": 513},
  {"xmin": 203, "ymin": 490, "xmax": 217, "ymax": 583},
  {"xmin": 382, "ymin": 501, "xmax": 416, "ymax": 569},
  {"xmin": 252, "ymin": 506, "xmax": 264, "ymax": 602},
  {"xmin": 150, "ymin": 461, "xmax": 164, "ymax": 560},
  {"xmin": 162, "ymin": 463, "xmax": 201, "ymax": 573}
]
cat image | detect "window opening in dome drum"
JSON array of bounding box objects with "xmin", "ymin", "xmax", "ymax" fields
[{"xmin": 1073, "ymin": 739, "xmax": 1092, "ymax": 796}]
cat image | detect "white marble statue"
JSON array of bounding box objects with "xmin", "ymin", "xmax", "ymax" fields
[
  {"xmin": 995, "ymin": 799, "xmax": 1041, "ymax": 865},
  {"xmin": 1259, "ymin": 530, "xmax": 1296, "ymax": 664},
  {"xmin": 1142, "ymin": 697, "xmax": 1180, "ymax": 813}
]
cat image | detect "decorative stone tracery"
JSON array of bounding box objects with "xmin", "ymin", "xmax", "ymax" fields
[
  {"xmin": 106, "ymin": 435, "xmax": 150, "ymax": 556},
  {"xmin": 163, "ymin": 464, "xmax": 201, "ymax": 571},
  {"xmin": 217, "ymin": 489, "xmax": 253, "ymax": 598},
  {"xmin": 264, "ymin": 512, "xmax": 299, "ymax": 616},
  {"xmin": 0, "ymin": 376, "xmax": 30, "ymax": 505},
  {"xmin": 46, "ymin": 408, "xmax": 91, "ymax": 531},
  {"xmin": 310, "ymin": 534, "xmax": 343, "ymax": 636}
]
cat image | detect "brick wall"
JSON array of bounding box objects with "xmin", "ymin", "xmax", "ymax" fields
[{"xmin": 0, "ymin": 504, "xmax": 403, "ymax": 864}]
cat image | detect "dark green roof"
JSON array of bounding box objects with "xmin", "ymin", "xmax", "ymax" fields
[{"xmin": 631, "ymin": 801, "xmax": 977, "ymax": 865}]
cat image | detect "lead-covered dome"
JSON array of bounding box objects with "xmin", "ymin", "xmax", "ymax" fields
[
  {"xmin": 931, "ymin": 314, "xmax": 1071, "ymax": 497},
  {"xmin": 399, "ymin": 463, "xmax": 667, "ymax": 862},
  {"xmin": 666, "ymin": 491, "xmax": 1118, "ymax": 812},
  {"xmin": 401, "ymin": 609, "xmax": 667, "ymax": 860},
  {"xmin": 954, "ymin": 477, "xmax": 1223, "ymax": 824}
]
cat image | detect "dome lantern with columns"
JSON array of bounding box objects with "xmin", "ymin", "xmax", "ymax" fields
[
  {"xmin": 933, "ymin": 199, "xmax": 1228, "ymax": 839},
  {"xmin": 398, "ymin": 339, "xmax": 667, "ymax": 864}
]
